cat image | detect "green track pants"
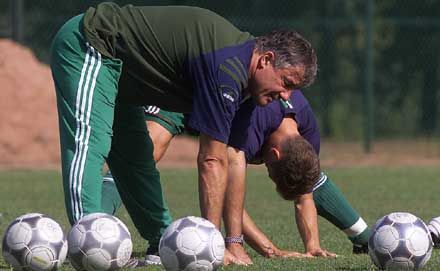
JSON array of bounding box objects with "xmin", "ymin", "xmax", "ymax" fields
[{"xmin": 50, "ymin": 14, "xmax": 172, "ymax": 245}]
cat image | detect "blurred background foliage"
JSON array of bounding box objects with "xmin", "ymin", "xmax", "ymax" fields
[{"xmin": 1, "ymin": 0, "xmax": 439, "ymax": 143}]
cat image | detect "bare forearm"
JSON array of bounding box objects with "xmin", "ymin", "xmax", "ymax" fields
[
  {"xmin": 243, "ymin": 209, "xmax": 276, "ymax": 257},
  {"xmin": 224, "ymin": 148, "xmax": 246, "ymax": 237},
  {"xmin": 243, "ymin": 209, "xmax": 307, "ymax": 258},
  {"xmin": 198, "ymin": 158, "xmax": 227, "ymax": 228},
  {"xmin": 294, "ymin": 194, "xmax": 320, "ymax": 252},
  {"xmin": 197, "ymin": 134, "xmax": 228, "ymax": 229}
]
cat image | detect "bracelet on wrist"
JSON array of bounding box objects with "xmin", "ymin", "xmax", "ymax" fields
[{"xmin": 224, "ymin": 235, "xmax": 244, "ymax": 245}]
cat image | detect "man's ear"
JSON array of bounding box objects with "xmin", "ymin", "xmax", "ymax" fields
[
  {"xmin": 258, "ymin": 51, "xmax": 275, "ymax": 68},
  {"xmin": 267, "ymin": 147, "xmax": 281, "ymax": 162}
]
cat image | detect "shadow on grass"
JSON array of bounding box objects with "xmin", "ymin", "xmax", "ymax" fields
[{"xmin": 0, "ymin": 263, "xmax": 11, "ymax": 270}]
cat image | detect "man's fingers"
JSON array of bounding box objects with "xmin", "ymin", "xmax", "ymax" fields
[
  {"xmin": 308, "ymin": 249, "xmax": 337, "ymax": 258},
  {"xmin": 236, "ymin": 256, "xmax": 253, "ymax": 265},
  {"xmin": 234, "ymin": 259, "xmax": 249, "ymax": 266},
  {"xmin": 223, "ymin": 249, "xmax": 249, "ymax": 266},
  {"xmin": 228, "ymin": 244, "xmax": 253, "ymax": 265},
  {"xmin": 318, "ymin": 249, "xmax": 337, "ymax": 258},
  {"xmin": 224, "ymin": 257, "xmax": 246, "ymax": 265},
  {"xmin": 229, "ymin": 256, "xmax": 249, "ymax": 266},
  {"xmin": 282, "ymin": 251, "xmax": 313, "ymax": 258},
  {"xmin": 223, "ymin": 250, "xmax": 236, "ymax": 266},
  {"xmin": 324, "ymin": 251, "xmax": 337, "ymax": 258}
]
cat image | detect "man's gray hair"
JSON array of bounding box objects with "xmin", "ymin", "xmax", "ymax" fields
[{"xmin": 255, "ymin": 30, "xmax": 317, "ymax": 89}]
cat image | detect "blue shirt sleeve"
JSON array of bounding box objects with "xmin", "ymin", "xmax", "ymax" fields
[
  {"xmin": 227, "ymin": 100, "xmax": 262, "ymax": 162},
  {"xmin": 186, "ymin": 68, "xmax": 240, "ymax": 143},
  {"xmin": 282, "ymin": 91, "xmax": 321, "ymax": 155},
  {"xmin": 186, "ymin": 41, "xmax": 254, "ymax": 143},
  {"xmin": 294, "ymin": 105, "xmax": 321, "ymax": 155}
]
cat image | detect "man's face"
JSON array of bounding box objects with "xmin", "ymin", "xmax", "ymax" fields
[
  {"xmin": 263, "ymin": 145, "xmax": 281, "ymax": 185},
  {"xmin": 248, "ymin": 56, "xmax": 304, "ymax": 106}
]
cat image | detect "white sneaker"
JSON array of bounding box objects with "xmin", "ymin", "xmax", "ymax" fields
[
  {"xmin": 124, "ymin": 257, "xmax": 162, "ymax": 268},
  {"xmin": 124, "ymin": 258, "xmax": 144, "ymax": 268},
  {"xmin": 145, "ymin": 254, "xmax": 162, "ymax": 265}
]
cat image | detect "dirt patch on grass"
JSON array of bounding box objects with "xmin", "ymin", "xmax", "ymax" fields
[
  {"xmin": 0, "ymin": 39, "xmax": 59, "ymax": 169},
  {"xmin": 0, "ymin": 39, "xmax": 439, "ymax": 170}
]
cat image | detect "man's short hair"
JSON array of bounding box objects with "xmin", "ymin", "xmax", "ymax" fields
[
  {"xmin": 268, "ymin": 135, "xmax": 320, "ymax": 200},
  {"xmin": 255, "ymin": 30, "xmax": 317, "ymax": 89}
]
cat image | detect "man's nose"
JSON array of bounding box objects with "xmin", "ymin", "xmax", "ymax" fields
[{"xmin": 280, "ymin": 89, "xmax": 292, "ymax": 100}]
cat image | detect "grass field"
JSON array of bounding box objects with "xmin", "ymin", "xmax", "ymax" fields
[{"xmin": 1, "ymin": 167, "xmax": 440, "ymax": 270}]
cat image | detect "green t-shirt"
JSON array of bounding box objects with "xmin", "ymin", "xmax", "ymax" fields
[{"xmin": 82, "ymin": 2, "xmax": 253, "ymax": 113}]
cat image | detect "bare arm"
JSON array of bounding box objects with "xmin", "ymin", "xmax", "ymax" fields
[
  {"xmin": 242, "ymin": 208, "xmax": 273, "ymax": 257},
  {"xmin": 198, "ymin": 134, "xmax": 245, "ymax": 265},
  {"xmin": 223, "ymin": 147, "xmax": 252, "ymax": 264},
  {"xmin": 197, "ymin": 133, "xmax": 228, "ymax": 228},
  {"xmin": 294, "ymin": 193, "xmax": 336, "ymax": 257}
]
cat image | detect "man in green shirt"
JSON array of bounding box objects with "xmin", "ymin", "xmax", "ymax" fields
[{"xmin": 50, "ymin": 2, "xmax": 317, "ymax": 264}]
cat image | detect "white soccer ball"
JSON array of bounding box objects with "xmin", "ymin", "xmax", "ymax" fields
[
  {"xmin": 159, "ymin": 216, "xmax": 225, "ymax": 271},
  {"xmin": 2, "ymin": 213, "xmax": 68, "ymax": 271},
  {"xmin": 368, "ymin": 212, "xmax": 433, "ymax": 270},
  {"xmin": 67, "ymin": 213, "xmax": 132, "ymax": 271},
  {"xmin": 427, "ymin": 216, "xmax": 440, "ymax": 248}
]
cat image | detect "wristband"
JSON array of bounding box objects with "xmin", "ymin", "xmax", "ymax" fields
[{"xmin": 224, "ymin": 235, "xmax": 244, "ymax": 245}]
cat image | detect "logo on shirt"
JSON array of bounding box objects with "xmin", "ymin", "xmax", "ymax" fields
[
  {"xmin": 144, "ymin": 105, "xmax": 161, "ymax": 115},
  {"xmin": 223, "ymin": 92, "xmax": 235, "ymax": 102},
  {"xmin": 219, "ymin": 84, "xmax": 238, "ymax": 104}
]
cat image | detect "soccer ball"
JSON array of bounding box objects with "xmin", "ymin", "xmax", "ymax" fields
[
  {"xmin": 159, "ymin": 216, "xmax": 225, "ymax": 271},
  {"xmin": 427, "ymin": 216, "xmax": 440, "ymax": 248},
  {"xmin": 67, "ymin": 213, "xmax": 132, "ymax": 271},
  {"xmin": 368, "ymin": 212, "xmax": 433, "ymax": 270},
  {"xmin": 2, "ymin": 213, "xmax": 68, "ymax": 271}
]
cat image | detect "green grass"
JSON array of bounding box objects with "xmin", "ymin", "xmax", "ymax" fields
[{"xmin": 1, "ymin": 167, "xmax": 440, "ymax": 270}]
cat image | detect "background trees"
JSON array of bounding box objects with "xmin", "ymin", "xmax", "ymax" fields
[{"xmin": 2, "ymin": 0, "xmax": 439, "ymax": 141}]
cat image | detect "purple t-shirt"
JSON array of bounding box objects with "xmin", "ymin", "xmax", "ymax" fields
[
  {"xmin": 228, "ymin": 90, "xmax": 320, "ymax": 163},
  {"xmin": 186, "ymin": 40, "xmax": 255, "ymax": 144}
]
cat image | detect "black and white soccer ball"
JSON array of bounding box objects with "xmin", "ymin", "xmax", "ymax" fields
[
  {"xmin": 159, "ymin": 216, "xmax": 225, "ymax": 271},
  {"xmin": 67, "ymin": 213, "xmax": 132, "ymax": 271},
  {"xmin": 427, "ymin": 216, "xmax": 440, "ymax": 248},
  {"xmin": 2, "ymin": 213, "xmax": 68, "ymax": 271},
  {"xmin": 368, "ymin": 212, "xmax": 433, "ymax": 270}
]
